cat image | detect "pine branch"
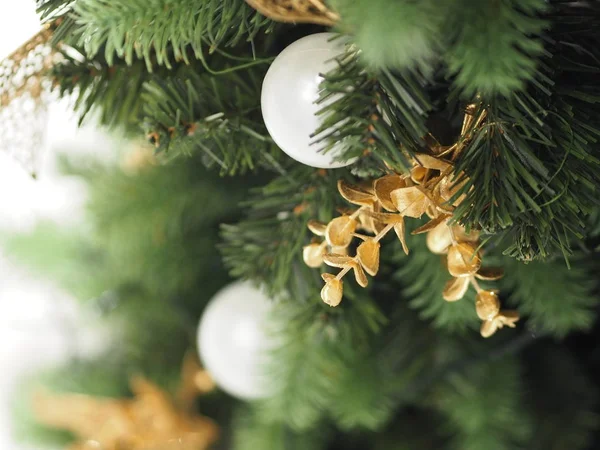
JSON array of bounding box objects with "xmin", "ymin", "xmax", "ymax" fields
[
  {"xmin": 70, "ymin": 0, "xmax": 274, "ymax": 70},
  {"xmin": 233, "ymin": 408, "xmax": 328, "ymax": 450},
  {"xmin": 327, "ymin": 302, "xmax": 435, "ymax": 430},
  {"xmin": 58, "ymin": 152, "xmax": 255, "ymax": 313},
  {"xmin": 51, "ymin": 46, "xmax": 157, "ymax": 128},
  {"xmin": 258, "ymin": 297, "xmax": 433, "ymax": 432},
  {"xmin": 52, "ymin": 45, "xmax": 281, "ymax": 174},
  {"xmin": 388, "ymin": 232, "xmax": 480, "ymax": 333},
  {"xmin": 36, "ymin": 0, "xmax": 74, "ymax": 20},
  {"xmin": 453, "ymin": 9, "xmax": 600, "ymax": 261},
  {"xmin": 446, "ymin": 0, "xmax": 548, "ymax": 97},
  {"xmin": 432, "ymin": 356, "xmax": 532, "ymax": 450},
  {"xmin": 141, "ymin": 63, "xmax": 281, "ymax": 174},
  {"xmin": 330, "ymin": 0, "xmax": 446, "ymax": 72},
  {"xmin": 314, "ymin": 48, "xmax": 433, "ymax": 175},
  {"xmin": 500, "ymin": 252, "xmax": 599, "ymax": 338},
  {"xmin": 220, "ymin": 166, "xmax": 346, "ymax": 299}
]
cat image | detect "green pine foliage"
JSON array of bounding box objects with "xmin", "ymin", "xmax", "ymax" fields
[
  {"xmin": 446, "ymin": 0, "xmax": 548, "ymax": 97},
  {"xmin": 221, "ymin": 166, "xmax": 344, "ymax": 299},
  {"xmin": 7, "ymin": 1, "xmax": 600, "ymax": 449},
  {"xmin": 501, "ymin": 253, "xmax": 599, "ymax": 338},
  {"xmin": 389, "ymin": 232, "xmax": 480, "ymax": 333},
  {"xmin": 432, "ymin": 356, "xmax": 532, "ymax": 450},
  {"xmin": 315, "ymin": 48, "xmax": 433, "ymax": 173},
  {"xmin": 233, "ymin": 409, "xmax": 328, "ymax": 450},
  {"xmin": 60, "ymin": 0, "xmax": 274, "ymax": 69},
  {"xmin": 329, "ymin": 0, "xmax": 446, "ymax": 73},
  {"xmin": 332, "ymin": 0, "xmax": 547, "ymax": 97}
]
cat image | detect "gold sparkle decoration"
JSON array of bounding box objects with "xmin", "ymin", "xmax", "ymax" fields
[
  {"xmin": 0, "ymin": 20, "xmax": 62, "ymax": 176},
  {"xmin": 245, "ymin": 0, "xmax": 339, "ymax": 26},
  {"xmin": 33, "ymin": 353, "xmax": 219, "ymax": 450},
  {"xmin": 303, "ymin": 107, "xmax": 519, "ymax": 338}
]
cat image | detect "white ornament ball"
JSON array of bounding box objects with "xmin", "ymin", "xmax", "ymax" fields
[
  {"xmin": 197, "ymin": 281, "xmax": 274, "ymax": 400},
  {"xmin": 261, "ymin": 32, "xmax": 355, "ymax": 169}
]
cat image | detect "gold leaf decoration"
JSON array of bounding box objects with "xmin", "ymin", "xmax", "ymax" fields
[
  {"xmin": 338, "ymin": 180, "xmax": 376, "ymax": 206},
  {"xmin": 443, "ymin": 277, "xmax": 470, "ymax": 302},
  {"xmin": 426, "ymin": 221, "xmax": 453, "ymax": 254},
  {"xmin": 357, "ymin": 239, "xmax": 380, "ymax": 276},
  {"xmin": 374, "ymin": 175, "xmax": 407, "ymax": 211},
  {"xmin": 302, "ymin": 105, "xmax": 516, "ymax": 338},
  {"xmin": 412, "ymin": 214, "xmax": 451, "ymax": 235},
  {"xmin": 321, "ymin": 277, "xmax": 344, "ymax": 306},
  {"xmin": 323, "ymin": 253, "xmax": 354, "ymax": 268},
  {"xmin": 390, "ymin": 186, "xmax": 431, "ymax": 218},
  {"xmin": 413, "ymin": 153, "xmax": 452, "ymax": 171},
  {"xmin": 307, "ymin": 220, "xmax": 327, "ymax": 236},
  {"xmin": 353, "ymin": 262, "xmax": 369, "ymax": 287},
  {"xmin": 393, "ymin": 218, "xmax": 409, "ymax": 255},
  {"xmin": 475, "ymin": 267, "xmax": 505, "ymax": 280},
  {"xmin": 480, "ymin": 320, "xmax": 498, "ymax": 338},
  {"xmin": 480, "ymin": 311, "xmax": 520, "ymax": 338},
  {"xmin": 326, "ymin": 216, "xmax": 357, "ymax": 247},
  {"xmin": 447, "ymin": 242, "xmax": 482, "ymax": 277},
  {"xmin": 475, "ymin": 290, "xmax": 501, "ymax": 321},
  {"xmin": 452, "ymin": 225, "xmax": 479, "ymax": 243},
  {"xmin": 303, "ymin": 242, "xmax": 325, "ymax": 268}
]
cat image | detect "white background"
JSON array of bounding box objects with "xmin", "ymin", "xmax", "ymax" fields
[{"xmin": 0, "ymin": 3, "xmax": 111, "ymax": 448}]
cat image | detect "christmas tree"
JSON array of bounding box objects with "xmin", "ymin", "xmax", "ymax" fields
[{"xmin": 3, "ymin": 0, "xmax": 600, "ymax": 449}]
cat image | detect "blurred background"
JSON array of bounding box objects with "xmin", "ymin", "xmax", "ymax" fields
[{"xmin": 0, "ymin": 4, "xmax": 113, "ymax": 447}]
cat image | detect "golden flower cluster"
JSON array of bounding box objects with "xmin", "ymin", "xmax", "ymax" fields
[{"xmin": 303, "ymin": 153, "xmax": 519, "ymax": 338}]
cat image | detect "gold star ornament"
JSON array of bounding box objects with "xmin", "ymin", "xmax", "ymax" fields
[{"xmin": 33, "ymin": 353, "xmax": 219, "ymax": 450}]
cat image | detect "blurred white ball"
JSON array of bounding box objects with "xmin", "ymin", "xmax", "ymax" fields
[
  {"xmin": 261, "ymin": 32, "xmax": 355, "ymax": 169},
  {"xmin": 197, "ymin": 281, "xmax": 274, "ymax": 400}
]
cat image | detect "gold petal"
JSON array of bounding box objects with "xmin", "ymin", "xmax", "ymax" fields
[
  {"xmin": 325, "ymin": 215, "xmax": 357, "ymax": 247},
  {"xmin": 452, "ymin": 225, "xmax": 479, "ymax": 242},
  {"xmin": 425, "ymin": 203, "xmax": 438, "ymax": 219},
  {"xmin": 442, "ymin": 277, "xmax": 470, "ymax": 302},
  {"xmin": 307, "ymin": 220, "xmax": 327, "ymax": 236},
  {"xmin": 480, "ymin": 320, "xmax": 498, "ymax": 338},
  {"xmin": 497, "ymin": 310, "xmax": 520, "ymax": 328},
  {"xmin": 337, "ymin": 180, "xmax": 376, "ymax": 206},
  {"xmin": 475, "ymin": 290, "xmax": 500, "ymax": 321},
  {"xmin": 321, "ymin": 278, "xmax": 343, "ymax": 307},
  {"xmin": 475, "ymin": 267, "xmax": 505, "ymax": 281},
  {"xmin": 357, "ymin": 239, "xmax": 380, "ymax": 276},
  {"xmin": 374, "ymin": 175, "xmax": 407, "ymax": 211},
  {"xmin": 393, "ymin": 218, "xmax": 409, "ymax": 255},
  {"xmin": 440, "ymin": 173, "xmax": 468, "ymax": 206},
  {"xmin": 368, "ymin": 211, "xmax": 405, "ymax": 225},
  {"xmin": 303, "ymin": 243, "xmax": 324, "ymax": 268},
  {"xmin": 322, "ymin": 253, "xmax": 354, "ymax": 268},
  {"xmin": 369, "ymin": 203, "xmax": 387, "ymax": 234},
  {"xmin": 322, "ymin": 273, "xmax": 336, "ymax": 282},
  {"xmin": 412, "ymin": 214, "xmax": 451, "ymax": 235},
  {"xmin": 412, "ymin": 153, "xmax": 452, "ymax": 171},
  {"xmin": 353, "ymin": 263, "xmax": 369, "ymax": 288},
  {"xmin": 447, "ymin": 242, "xmax": 482, "ymax": 277},
  {"xmin": 426, "ymin": 221, "xmax": 453, "ymax": 254},
  {"xmin": 390, "ymin": 186, "xmax": 431, "ymax": 218},
  {"xmin": 331, "ymin": 246, "xmax": 349, "ymax": 256},
  {"xmin": 411, "ymin": 166, "xmax": 428, "ymax": 184}
]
